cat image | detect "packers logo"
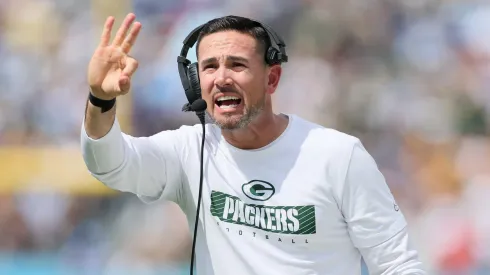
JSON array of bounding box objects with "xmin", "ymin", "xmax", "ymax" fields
[{"xmin": 242, "ymin": 180, "xmax": 275, "ymax": 201}]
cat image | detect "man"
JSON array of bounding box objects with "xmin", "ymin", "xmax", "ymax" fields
[{"xmin": 81, "ymin": 13, "xmax": 426, "ymax": 275}]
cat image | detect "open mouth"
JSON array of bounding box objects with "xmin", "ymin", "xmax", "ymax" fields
[{"xmin": 215, "ymin": 95, "xmax": 242, "ymax": 110}]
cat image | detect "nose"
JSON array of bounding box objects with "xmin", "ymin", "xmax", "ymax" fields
[{"xmin": 213, "ymin": 67, "xmax": 233, "ymax": 87}]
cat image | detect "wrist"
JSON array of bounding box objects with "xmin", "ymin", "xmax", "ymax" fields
[
  {"xmin": 88, "ymin": 87, "xmax": 115, "ymax": 101},
  {"xmin": 88, "ymin": 91, "xmax": 116, "ymax": 113}
]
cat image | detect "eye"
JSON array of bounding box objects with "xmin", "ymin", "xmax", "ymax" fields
[
  {"xmin": 231, "ymin": 62, "xmax": 247, "ymax": 72},
  {"xmin": 202, "ymin": 64, "xmax": 217, "ymax": 71}
]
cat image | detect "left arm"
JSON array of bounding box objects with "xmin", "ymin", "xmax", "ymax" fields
[{"xmin": 340, "ymin": 140, "xmax": 426, "ymax": 274}]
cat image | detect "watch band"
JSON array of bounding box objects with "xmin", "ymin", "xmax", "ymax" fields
[{"xmin": 88, "ymin": 92, "xmax": 116, "ymax": 113}]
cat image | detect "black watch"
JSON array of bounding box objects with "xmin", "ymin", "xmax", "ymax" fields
[{"xmin": 88, "ymin": 92, "xmax": 116, "ymax": 113}]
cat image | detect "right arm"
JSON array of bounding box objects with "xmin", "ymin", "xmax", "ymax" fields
[
  {"xmin": 81, "ymin": 113, "xmax": 183, "ymax": 202},
  {"xmin": 81, "ymin": 13, "xmax": 183, "ymax": 202}
]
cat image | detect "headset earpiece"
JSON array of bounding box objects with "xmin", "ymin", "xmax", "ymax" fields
[
  {"xmin": 187, "ymin": 63, "xmax": 201, "ymax": 98},
  {"xmin": 266, "ymin": 47, "xmax": 280, "ymax": 65}
]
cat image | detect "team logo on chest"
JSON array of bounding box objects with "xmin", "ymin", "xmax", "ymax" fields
[
  {"xmin": 210, "ymin": 190, "xmax": 316, "ymax": 235},
  {"xmin": 242, "ymin": 180, "xmax": 275, "ymax": 201},
  {"xmin": 209, "ymin": 179, "xmax": 317, "ymax": 244}
]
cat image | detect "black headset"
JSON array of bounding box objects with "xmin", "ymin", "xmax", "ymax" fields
[
  {"xmin": 176, "ymin": 16, "xmax": 288, "ymax": 275},
  {"xmin": 177, "ymin": 17, "xmax": 288, "ymax": 116}
]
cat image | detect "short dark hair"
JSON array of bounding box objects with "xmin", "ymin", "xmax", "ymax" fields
[{"xmin": 195, "ymin": 15, "xmax": 271, "ymax": 63}]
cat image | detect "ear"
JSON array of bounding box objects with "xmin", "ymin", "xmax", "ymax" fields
[{"xmin": 266, "ymin": 65, "xmax": 282, "ymax": 95}]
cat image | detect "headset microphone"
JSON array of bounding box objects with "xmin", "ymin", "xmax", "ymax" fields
[
  {"xmin": 191, "ymin": 99, "xmax": 207, "ymax": 114},
  {"xmin": 177, "ymin": 16, "xmax": 288, "ymax": 275}
]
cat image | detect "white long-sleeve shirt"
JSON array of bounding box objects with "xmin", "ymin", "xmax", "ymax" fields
[{"xmin": 81, "ymin": 114, "xmax": 427, "ymax": 275}]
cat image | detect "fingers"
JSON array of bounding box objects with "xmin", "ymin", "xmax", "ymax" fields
[
  {"xmin": 101, "ymin": 13, "xmax": 141, "ymax": 53},
  {"xmin": 121, "ymin": 21, "xmax": 142, "ymax": 53},
  {"xmin": 122, "ymin": 57, "xmax": 139, "ymax": 78},
  {"xmin": 112, "ymin": 13, "xmax": 136, "ymax": 47},
  {"xmin": 99, "ymin": 16, "xmax": 115, "ymax": 47},
  {"xmin": 119, "ymin": 57, "xmax": 138, "ymax": 93}
]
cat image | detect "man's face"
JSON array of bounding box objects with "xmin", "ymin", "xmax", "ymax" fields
[{"xmin": 197, "ymin": 31, "xmax": 269, "ymax": 130}]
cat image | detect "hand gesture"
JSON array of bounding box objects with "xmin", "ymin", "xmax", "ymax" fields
[{"xmin": 87, "ymin": 13, "xmax": 142, "ymax": 100}]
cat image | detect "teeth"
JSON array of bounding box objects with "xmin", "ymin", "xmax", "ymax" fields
[
  {"xmin": 220, "ymin": 104, "xmax": 238, "ymax": 109},
  {"xmin": 217, "ymin": 96, "xmax": 239, "ymax": 101}
]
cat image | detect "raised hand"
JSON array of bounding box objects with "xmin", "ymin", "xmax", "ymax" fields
[{"xmin": 87, "ymin": 13, "xmax": 142, "ymax": 100}]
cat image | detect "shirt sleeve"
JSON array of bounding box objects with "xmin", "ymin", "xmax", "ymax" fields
[
  {"xmin": 359, "ymin": 227, "xmax": 427, "ymax": 274},
  {"xmin": 341, "ymin": 140, "xmax": 407, "ymax": 248},
  {"xmin": 80, "ymin": 118, "xmax": 184, "ymax": 203}
]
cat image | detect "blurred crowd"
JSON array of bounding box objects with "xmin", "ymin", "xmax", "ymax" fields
[{"xmin": 0, "ymin": 0, "xmax": 489, "ymax": 274}]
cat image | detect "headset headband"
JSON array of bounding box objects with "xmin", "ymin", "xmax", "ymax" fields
[{"xmin": 178, "ymin": 20, "xmax": 288, "ymax": 63}]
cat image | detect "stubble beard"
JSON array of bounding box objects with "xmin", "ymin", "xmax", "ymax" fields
[{"xmin": 206, "ymin": 95, "xmax": 266, "ymax": 130}]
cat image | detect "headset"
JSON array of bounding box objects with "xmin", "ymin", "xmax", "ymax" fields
[{"xmin": 177, "ymin": 16, "xmax": 288, "ymax": 275}]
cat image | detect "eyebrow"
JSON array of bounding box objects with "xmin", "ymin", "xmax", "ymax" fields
[{"xmin": 200, "ymin": 55, "xmax": 249, "ymax": 66}]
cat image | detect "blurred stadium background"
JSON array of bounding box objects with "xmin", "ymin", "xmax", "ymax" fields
[{"xmin": 0, "ymin": 0, "xmax": 489, "ymax": 274}]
